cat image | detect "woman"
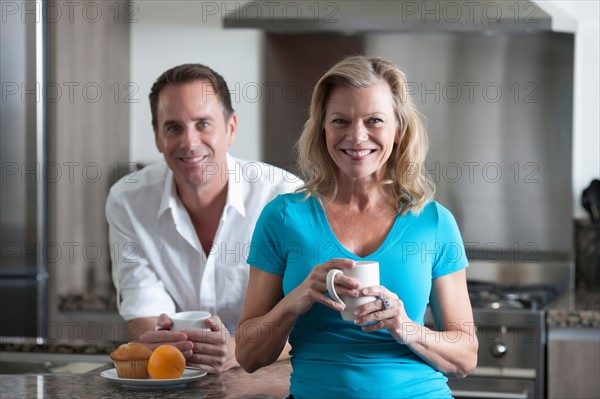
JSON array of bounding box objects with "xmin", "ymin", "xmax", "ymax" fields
[{"xmin": 236, "ymin": 56, "xmax": 478, "ymax": 398}]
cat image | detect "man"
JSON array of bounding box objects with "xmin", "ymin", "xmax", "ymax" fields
[{"xmin": 106, "ymin": 64, "xmax": 300, "ymax": 372}]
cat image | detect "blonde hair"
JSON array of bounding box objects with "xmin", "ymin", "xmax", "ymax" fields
[{"xmin": 297, "ymin": 55, "xmax": 435, "ymax": 215}]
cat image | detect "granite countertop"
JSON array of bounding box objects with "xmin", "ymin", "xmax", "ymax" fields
[
  {"xmin": 546, "ymin": 288, "xmax": 600, "ymax": 328},
  {"xmin": 0, "ymin": 337, "xmax": 118, "ymax": 355},
  {"xmin": 3, "ymin": 290, "xmax": 599, "ymax": 353},
  {"xmin": 0, "ymin": 360, "xmax": 292, "ymax": 399}
]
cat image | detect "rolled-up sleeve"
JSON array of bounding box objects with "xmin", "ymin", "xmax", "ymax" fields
[{"xmin": 106, "ymin": 191, "xmax": 176, "ymax": 320}]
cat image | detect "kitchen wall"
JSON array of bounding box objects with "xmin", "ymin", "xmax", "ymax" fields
[
  {"xmin": 545, "ymin": 1, "xmax": 600, "ymax": 218},
  {"xmin": 129, "ymin": 0, "xmax": 262, "ymax": 164},
  {"xmin": 130, "ymin": 0, "xmax": 599, "ymax": 218},
  {"xmin": 46, "ymin": 0, "xmax": 131, "ymax": 340}
]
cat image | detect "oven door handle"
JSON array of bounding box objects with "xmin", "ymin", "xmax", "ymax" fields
[{"xmin": 452, "ymin": 389, "xmax": 529, "ymax": 399}]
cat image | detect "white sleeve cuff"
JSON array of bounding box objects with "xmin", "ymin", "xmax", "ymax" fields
[{"xmin": 118, "ymin": 286, "xmax": 176, "ymax": 321}]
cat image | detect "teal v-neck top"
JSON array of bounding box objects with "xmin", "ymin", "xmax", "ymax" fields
[{"xmin": 248, "ymin": 193, "xmax": 468, "ymax": 399}]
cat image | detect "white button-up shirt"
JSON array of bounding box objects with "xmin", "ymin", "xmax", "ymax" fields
[{"xmin": 106, "ymin": 154, "xmax": 301, "ymax": 333}]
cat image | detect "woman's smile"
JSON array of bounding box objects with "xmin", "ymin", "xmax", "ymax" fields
[{"xmin": 341, "ymin": 149, "xmax": 376, "ymax": 160}]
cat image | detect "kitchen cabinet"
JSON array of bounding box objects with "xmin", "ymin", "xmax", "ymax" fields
[{"xmin": 547, "ymin": 327, "xmax": 600, "ymax": 398}]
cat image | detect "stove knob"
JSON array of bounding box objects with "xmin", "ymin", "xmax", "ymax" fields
[{"xmin": 491, "ymin": 342, "xmax": 508, "ymax": 358}]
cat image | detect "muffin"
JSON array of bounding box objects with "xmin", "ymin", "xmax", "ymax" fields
[{"xmin": 109, "ymin": 342, "xmax": 153, "ymax": 379}]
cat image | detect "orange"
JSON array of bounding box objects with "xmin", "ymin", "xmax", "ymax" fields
[{"xmin": 147, "ymin": 344, "xmax": 186, "ymax": 379}]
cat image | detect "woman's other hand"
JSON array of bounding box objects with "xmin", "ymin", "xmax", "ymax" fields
[
  {"xmin": 352, "ymin": 285, "xmax": 418, "ymax": 344},
  {"xmin": 352, "ymin": 273, "xmax": 478, "ymax": 377}
]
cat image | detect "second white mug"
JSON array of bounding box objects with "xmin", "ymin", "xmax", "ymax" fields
[{"xmin": 170, "ymin": 311, "xmax": 212, "ymax": 331}]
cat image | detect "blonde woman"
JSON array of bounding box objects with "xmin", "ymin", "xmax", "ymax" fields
[{"xmin": 236, "ymin": 56, "xmax": 478, "ymax": 398}]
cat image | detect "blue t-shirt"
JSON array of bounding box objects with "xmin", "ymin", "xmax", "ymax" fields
[{"xmin": 247, "ymin": 193, "xmax": 468, "ymax": 399}]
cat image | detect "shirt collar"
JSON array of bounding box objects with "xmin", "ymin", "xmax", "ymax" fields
[
  {"xmin": 226, "ymin": 153, "xmax": 246, "ymax": 218},
  {"xmin": 156, "ymin": 154, "xmax": 246, "ymax": 218},
  {"xmin": 158, "ymin": 167, "xmax": 177, "ymax": 218}
]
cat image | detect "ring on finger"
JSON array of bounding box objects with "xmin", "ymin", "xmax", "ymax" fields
[{"xmin": 379, "ymin": 296, "xmax": 392, "ymax": 310}]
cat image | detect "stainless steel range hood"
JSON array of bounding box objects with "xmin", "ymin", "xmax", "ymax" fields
[
  {"xmin": 223, "ymin": 0, "xmax": 558, "ymax": 33},
  {"xmin": 223, "ymin": 1, "xmax": 575, "ymax": 266}
]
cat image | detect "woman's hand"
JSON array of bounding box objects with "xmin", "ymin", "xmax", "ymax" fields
[
  {"xmin": 353, "ymin": 285, "xmax": 419, "ymax": 344},
  {"xmin": 286, "ymin": 258, "xmax": 360, "ymax": 316},
  {"xmin": 354, "ymin": 271, "xmax": 478, "ymax": 377}
]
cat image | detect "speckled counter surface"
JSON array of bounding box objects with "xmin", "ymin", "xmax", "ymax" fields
[
  {"xmin": 0, "ymin": 360, "xmax": 292, "ymax": 399},
  {"xmin": 546, "ymin": 289, "xmax": 600, "ymax": 328},
  {"xmin": 0, "ymin": 337, "xmax": 118, "ymax": 355},
  {"xmin": 0, "ymin": 334, "xmax": 291, "ymax": 398}
]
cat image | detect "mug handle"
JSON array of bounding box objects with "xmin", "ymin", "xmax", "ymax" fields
[{"xmin": 326, "ymin": 269, "xmax": 346, "ymax": 308}]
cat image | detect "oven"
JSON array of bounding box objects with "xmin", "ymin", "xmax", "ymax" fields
[
  {"xmin": 450, "ymin": 377, "xmax": 535, "ymax": 399},
  {"xmin": 447, "ymin": 309, "xmax": 546, "ymax": 399},
  {"xmin": 435, "ymin": 261, "xmax": 571, "ymax": 399}
]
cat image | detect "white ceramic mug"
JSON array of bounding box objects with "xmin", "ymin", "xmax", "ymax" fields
[
  {"xmin": 326, "ymin": 261, "xmax": 380, "ymax": 321},
  {"xmin": 171, "ymin": 311, "xmax": 212, "ymax": 331}
]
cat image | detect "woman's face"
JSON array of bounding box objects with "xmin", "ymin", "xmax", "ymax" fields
[{"xmin": 324, "ymin": 79, "xmax": 399, "ymax": 184}]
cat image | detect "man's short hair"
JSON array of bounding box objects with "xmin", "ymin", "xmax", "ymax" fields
[{"xmin": 149, "ymin": 63, "xmax": 234, "ymax": 129}]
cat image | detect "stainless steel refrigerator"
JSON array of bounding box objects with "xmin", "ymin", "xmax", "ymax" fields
[{"xmin": 1, "ymin": 2, "xmax": 48, "ymax": 338}]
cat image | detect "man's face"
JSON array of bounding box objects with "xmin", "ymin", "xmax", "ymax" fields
[{"xmin": 154, "ymin": 80, "xmax": 236, "ymax": 190}]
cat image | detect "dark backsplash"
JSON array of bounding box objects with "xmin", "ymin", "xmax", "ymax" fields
[{"xmin": 575, "ymin": 218, "xmax": 600, "ymax": 291}]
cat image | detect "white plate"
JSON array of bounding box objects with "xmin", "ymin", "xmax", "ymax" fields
[{"xmin": 100, "ymin": 367, "xmax": 207, "ymax": 390}]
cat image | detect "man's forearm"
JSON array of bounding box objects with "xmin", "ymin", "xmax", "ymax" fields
[{"xmin": 127, "ymin": 317, "xmax": 158, "ymax": 341}]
